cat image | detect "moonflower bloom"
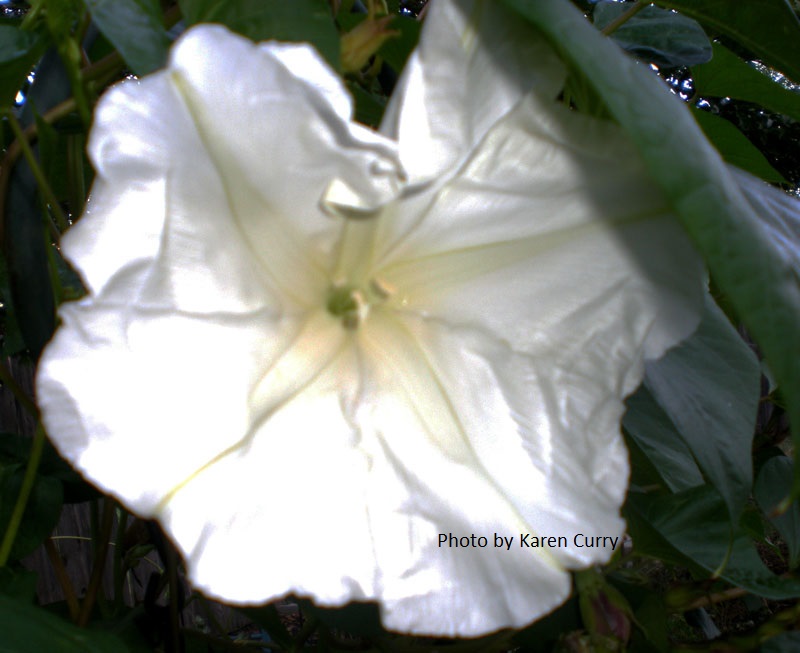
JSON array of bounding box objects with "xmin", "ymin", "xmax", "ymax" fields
[{"xmin": 36, "ymin": 0, "xmax": 703, "ymax": 637}]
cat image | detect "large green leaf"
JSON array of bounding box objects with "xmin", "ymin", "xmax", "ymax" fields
[
  {"xmin": 643, "ymin": 295, "xmax": 760, "ymax": 520},
  {"xmin": 501, "ymin": 0, "xmax": 800, "ymax": 496},
  {"xmin": 0, "ymin": 25, "xmax": 46, "ymax": 109},
  {"xmin": 692, "ymin": 108, "xmax": 786, "ymax": 183},
  {"xmin": 653, "ymin": 0, "xmax": 800, "ymax": 83},
  {"xmin": 754, "ymin": 454, "xmax": 800, "ymax": 568},
  {"xmin": 0, "ymin": 595, "xmax": 129, "ymax": 652},
  {"xmin": 629, "ymin": 486, "xmax": 800, "ymax": 599},
  {"xmin": 178, "ymin": 0, "xmax": 340, "ymax": 69},
  {"xmin": 593, "ymin": 1, "xmax": 712, "ymax": 67},
  {"xmin": 623, "ymin": 387, "xmax": 705, "ymax": 494},
  {"xmin": 83, "ymin": 0, "xmax": 170, "ymax": 75},
  {"xmin": 693, "ymin": 42, "xmax": 800, "ymax": 123}
]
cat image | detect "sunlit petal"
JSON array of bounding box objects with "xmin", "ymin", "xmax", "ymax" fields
[{"xmin": 382, "ymin": 0, "xmax": 566, "ymax": 183}]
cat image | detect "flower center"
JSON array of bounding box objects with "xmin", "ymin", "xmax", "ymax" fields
[{"xmin": 326, "ymin": 279, "xmax": 393, "ymax": 329}]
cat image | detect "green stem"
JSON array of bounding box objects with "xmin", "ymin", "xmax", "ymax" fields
[
  {"xmin": 78, "ymin": 498, "xmax": 115, "ymax": 626},
  {"xmin": 66, "ymin": 133, "xmax": 86, "ymax": 220},
  {"xmin": 0, "ymin": 422, "xmax": 46, "ymax": 566},
  {"xmin": 0, "ymin": 98, "xmax": 76, "ymax": 247},
  {"xmin": 601, "ymin": 1, "xmax": 647, "ymax": 36},
  {"xmin": 3, "ymin": 109, "xmax": 69, "ymax": 234},
  {"xmin": 44, "ymin": 537, "xmax": 81, "ymax": 622}
]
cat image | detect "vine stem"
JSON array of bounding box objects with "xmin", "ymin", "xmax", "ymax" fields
[
  {"xmin": 77, "ymin": 498, "xmax": 115, "ymax": 626},
  {"xmin": 3, "ymin": 108, "xmax": 70, "ymax": 233},
  {"xmin": 601, "ymin": 1, "xmax": 647, "ymax": 36},
  {"xmin": 0, "ymin": 422, "xmax": 46, "ymax": 566},
  {"xmin": 0, "ymin": 98, "xmax": 76, "ymax": 247},
  {"xmin": 44, "ymin": 537, "xmax": 81, "ymax": 621}
]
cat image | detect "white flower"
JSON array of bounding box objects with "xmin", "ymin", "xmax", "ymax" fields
[{"xmin": 36, "ymin": 0, "xmax": 703, "ymax": 637}]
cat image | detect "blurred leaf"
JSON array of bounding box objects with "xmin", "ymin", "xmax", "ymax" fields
[
  {"xmin": 762, "ymin": 632, "xmax": 800, "ymax": 653},
  {"xmin": 0, "ymin": 250, "xmax": 27, "ymax": 356},
  {"xmin": 0, "ymin": 431, "xmax": 99, "ymax": 503},
  {"xmin": 727, "ymin": 166, "xmax": 800, "ymax": 284},
  {"xmin": 0, "ymin": 594, "xmax": 129, "ymax": 652},
  {"xmin": 512, "ymin": 596, "xmax": 582, "ymax": 651},
  {"xmin": 0, "ymin": 25, "xmax": 46, "ymax": 108},
  {"xmin": 34, "ymin": 109, "xmax": 70, "ymax": 201},
  {"xmin": 83, "ymin": 0, "xmax": 170, "ymax": 75},
  {"xmin": 0, "ymin": 565, "xmax": 38, "ymax": 602},
  {"xmin": 643, "ymin": 295, "xmax": 759, "ymax": 519},
  {"xmin": 3, "ymin": 204, "xmax": 55, "ymax": 358},
  {"xmin": 693, "ymin": 42, "xmax": 800, "ymax": 123},
  {"xmin": 0, "ymin": 463, "xmax": 63, "ymax": 560},
  {"xmin": 629, "ymin": 486, "xmax": 800, "ymax": 599},
  {"xmin": 652, "ymin": 0, "xmax": 800, "ymax": 83},
  {"xmin": 692, "ymin": 108, "xmax": 786, "ymax": 183},
  {"xmin": 594, "ymin": 2, "xmax": 712, "ymax": 67},
  {"xmin": 627, "ymin": 592, "xmax": 669, "ymax": 653},
  {"xmin": 501, "ymin": 0, "xmax": 800, "ymax": 499},
  {"xmin": 378, "ymin": 15, "xmax": 420, "ymax": 72},
  {"xmin": 755, "ymin": 454, "xmax": 800, "ymax": 568},
  {"xmin": 348, "ymin": 82, "xmax": 386, "ymax": 127},
  {"xmin": 178, "ymin": 0, "xmax": 340, "ymax": 69},
  {"xmin": 84, "ymin": 0, "xmax": 170, "ymax": 75}
]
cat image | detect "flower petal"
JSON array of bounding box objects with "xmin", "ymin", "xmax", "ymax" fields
[
  {"xmin": 167, "ymin": 25, "xmax": 405, "ymax": 286},
  {"xmin": 157, "ymin": 313, "xmax": 379, "ymax": 605},
  {"xmin": 377, "ymin": 92, "xmax": 704, "ymax": 367},
  {"xmin": 347, "ymin": 94, "xmax": 703, "ymax": 634},
  {"xmin": 356, "ymin": 312, "xmax": 578, "ymax": 635},
  {"xmin": 381, "ymin": 0, "xmax": 566, "ymax": 183},
  {"xmin": 36, "ymin": 304, "xmax": 309, "ymax": 515}
]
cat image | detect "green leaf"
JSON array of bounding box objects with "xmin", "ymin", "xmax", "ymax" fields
[
  {"xmin": 3, "ymin": 191, "xmax": 57, "ymax": 358},
  {"xmin": 593, "ymin": 1, "xmax": 712, "ymax": 67},
  {"xmin": 629, "ymin": 486, "xmax": 800, "ymax": 599},
  {"xmin": 377, "ymin": 15, "xmax": 420, "ymax": 73},
  {"xmin": 642, "ymin": 295, "xmax": 760, "ymax": 520},
  {"xmin": 0, "ymin": 431, "xmax": 99, "ymax": 504},
  {"xmin": 692, "ymin": 108, "xmax": 786, "ymax": 183},
  {"xmin": 693, "ymin": 42, "xmax": 800, "ymax": 124},
  {"xmin": 83, "ymin": 0, "xmax": 170, "ymax": 75},
  {"xmin": 0, "ymin": 594, "xmax": 129, "ymax": 652},
  {"xmin": 178, "ymin": 0, "xmax": 340, "ymax": 69},
  {"xmin": 652, "ymin": 0, "xmax": 800, "ymax": 83},
  {"xmin": 0, "ymin": 250, "xmax": 27, "ymax": 356},
  {"xmin": 754, "ymin": 454, "xmax": 800, "ymax": 568},
  {"xmin": 501, "ymin": 0, "xmax": 800, "ymax": 498},
  {"xmin": 623, "ymin": 387, "xmax": 705, "ymax": 494},
  {"xmin": 0, "ymin": 566, "xmax": 38, "ymax": 602},
  {"xmin": 348, "ymin": 82, "xmax": 386, "ymax": 128},
  {"xmin": 0, "ymin": 463, "xmax": 63, "ymax": 560},
  {"xmin": 0, "ymin": 25, "xmax": 46, "ymax": 108},
  {"xmin": 762, "ymin": 632, "xmax": 800, "ymax": 653}
]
